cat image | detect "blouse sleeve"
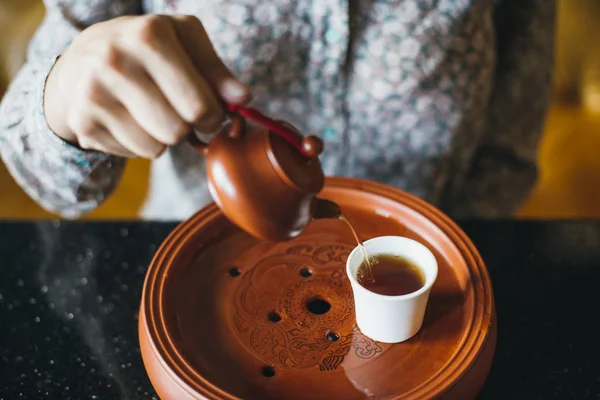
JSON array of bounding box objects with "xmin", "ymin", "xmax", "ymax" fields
[
  {"xmin": 444, "ymin": 2, "xmax": 556, "ymax": 218},
  {"xmin": 0, "ymin": 0, "xmax": 142, "ymax": 218}
]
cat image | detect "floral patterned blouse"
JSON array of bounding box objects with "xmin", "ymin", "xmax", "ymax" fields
[{"xmin": 0, "ymin": 0, "xmax": 555, "ymax": 220}]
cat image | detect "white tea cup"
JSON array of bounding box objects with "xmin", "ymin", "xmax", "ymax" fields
[{"xmin": 346, "ymin": 236, "xmax": 438, "ymax": 343}]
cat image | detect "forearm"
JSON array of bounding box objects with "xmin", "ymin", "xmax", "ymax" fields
[
  {"xmin": 0, "ymin": 0, "xmax": 141, "ymax": 218},
  {"xmin": 0, "ymin": 54, "xmax": 126, "ymax": 218}
]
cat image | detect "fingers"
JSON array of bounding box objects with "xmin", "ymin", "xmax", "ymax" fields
[
  {"xmin": 171, "ymin": 15, "xmax": 252, "ymax": 105},
  {"xmin": 68, "ymin": 77, "xmax": 166, "ymax": 159},
  {"xmin": 123, "ymin": 15, "xmax": 225, "ymax": 133},
  {"xmin": 78, "ymin": 126, "xmax": 139, "ymax": 158},
  {"xmin": 96, "ymin": 102, "xmax": 167, "ymax": 159},
  {"xmin": 97, "ymin": 47, "xmax": 189, "ymax": 145},
  {"xmin": 66, "ymin": 104, "xmax": 137, "ymax": 158}
]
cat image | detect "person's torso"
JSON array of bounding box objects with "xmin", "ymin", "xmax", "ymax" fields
[{"xmin": 138, "ymin": 0, "xmax": 518, "ymax": 220}]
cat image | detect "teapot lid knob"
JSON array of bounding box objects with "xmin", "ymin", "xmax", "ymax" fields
[{"xmin": 301, "ymin": 136, "xmax": 324, "ymax": 160}]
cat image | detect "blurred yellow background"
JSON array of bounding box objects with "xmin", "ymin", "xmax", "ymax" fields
[{"xmin": 1, "ymin": 0, "xmax": 600, "ymax": 220}]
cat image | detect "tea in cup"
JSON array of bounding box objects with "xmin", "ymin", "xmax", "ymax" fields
[{"xmin": 346, "ymin": 236, "xmax": 438, "ymax": 343}]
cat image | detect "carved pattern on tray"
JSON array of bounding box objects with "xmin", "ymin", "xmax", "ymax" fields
[{"xmin": 233, "ymin": 243, "xmax": 390, "ymax": 371}]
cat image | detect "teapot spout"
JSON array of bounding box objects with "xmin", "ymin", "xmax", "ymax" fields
[{"xmin": 311, "ymin": 198, "xmax": 341, "ymax": 219}]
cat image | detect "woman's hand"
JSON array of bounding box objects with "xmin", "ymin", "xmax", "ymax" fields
[{"xmin": 44, "ymin": 14, "xmax": 250, "ymax": 158}]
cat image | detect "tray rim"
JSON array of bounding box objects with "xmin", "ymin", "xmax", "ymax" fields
[{"xmin": 139, "ymin": 176, "xmax": 496, "ymax": 400}]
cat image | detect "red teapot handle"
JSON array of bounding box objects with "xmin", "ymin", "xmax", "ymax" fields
[
  {"xmin": 186, "ymin": 103, "xmax": 324, "ymax": 160},
  {"xmin": 224, "ymin": 103, "xmax": 323, "ymax": 160}
]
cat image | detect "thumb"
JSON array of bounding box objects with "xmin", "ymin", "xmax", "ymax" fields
[{"xmin": 172, "ymin": 15, "xmax": 252, "ymax": 105}]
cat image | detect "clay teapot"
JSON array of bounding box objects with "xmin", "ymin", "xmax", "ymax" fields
[{"xmin": 187, "ymin": 104, "xmax": 341, "ymax": 242}]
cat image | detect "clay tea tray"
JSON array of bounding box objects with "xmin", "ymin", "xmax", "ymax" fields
[{"xmin": 139, "ymin": 177, "xmax": 497, "ymax": 399}]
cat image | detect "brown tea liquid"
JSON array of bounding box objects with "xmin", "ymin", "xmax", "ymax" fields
[
  {"xmin": 339, "ymin": 214, "xmax": 374, "ymax": 281},
  {"xmin": 357, "ymin": 254, "xmax": 425, "ymax": 296}
]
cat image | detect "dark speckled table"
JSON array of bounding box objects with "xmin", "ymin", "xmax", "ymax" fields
[{"xmin": 1, "ymin": 221, "xmax": 600, "ymax": 399}]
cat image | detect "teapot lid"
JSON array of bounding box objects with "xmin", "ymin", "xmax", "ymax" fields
[
  {"xmin": 226, "ymin": 104, "xmax": 326, "ymax": 194},
  {"xmin": 267, "ymin": 122, "xmax": 325, "ymax": 194}
]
